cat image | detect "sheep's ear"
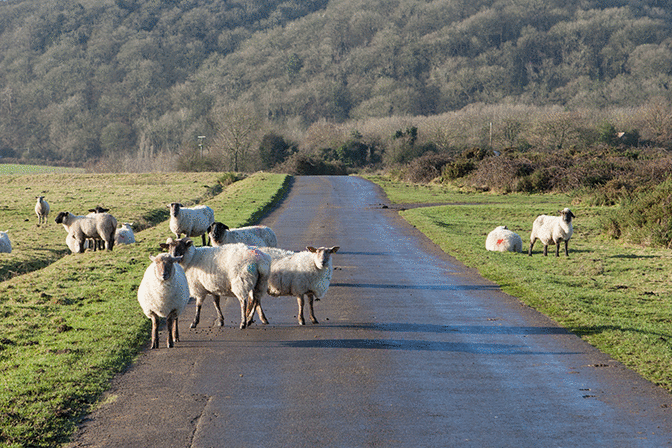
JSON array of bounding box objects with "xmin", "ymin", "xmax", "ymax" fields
[
  {"xmin": 149, "ymin": 255, "xmax": 156, "ymax": 262},
  {"xmin": 185, "ymin": 239, "xmax": 194, "ymax": 247},
  {"xmin": 306, "ymin": 246, "xmax": 317, "ymax": 253},
  {"xmin": 159, "ymin": 243, "xmax": 169, "ymax": 250},
  {"xmin": 165, "ymin": 237, "xmax": 174, "ymax": 244},
  {"xmin": 330, "ymin": 246, "xmax": 340, "ymax": 253}
]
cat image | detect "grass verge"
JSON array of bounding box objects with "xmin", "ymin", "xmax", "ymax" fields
[
  {"xmin": 365, "ymin": 175, "xmax": 672, "ymax": 394},
  {"xmin": 0, "ymin": 172, "xmax": 290, "ymax": 448}
]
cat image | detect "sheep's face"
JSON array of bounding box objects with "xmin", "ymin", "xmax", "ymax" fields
[
  {"xmin": 54, "ymin": 211, "xmax": 70, "ymax": 224},
  {"xmin": 160, "ymin": 237, "xmax": 193, "ymax": 261},
  {"xmin": 88, "ymin": 206, "xmax": 109, "ymax": 214},
  {"xmin": 207, "ymin": 222, "xmax": 229, "ymax": 244},
  {"xmin": 306, "ymin": 246, "xmax": 340, "ymax": 269},
  {"xmin": 150, "ymin": 253, "xmax": 183, "ymax": 281},
  {"xmin": 169, "ymin": 202, "xmax": 183, "ymax": 218},
  {"xmin": 560, "ymin": 208, "xmax": 575, "ymax": 223}
]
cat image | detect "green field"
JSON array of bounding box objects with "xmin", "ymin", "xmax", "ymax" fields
[
  {"xmin": 366, "ymin": 174, "xmax": 672, "ymax": 395},
  {"xmin": 0, "ymin": 164, "xmax": 85, "ymax": 175},
  {"xmin": 0, "ymin": 172, "xmax": 290, "ymax": 448}
]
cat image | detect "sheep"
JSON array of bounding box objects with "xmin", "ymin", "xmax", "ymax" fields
[
  {"xmin": 137, "ymin": 253, "xmax": 191, "ymax": 349},
  {"xmin": 528, "ymin": 208, "xmax": 576, "ymax": 257},
  {"xmin": 169, "ymin": 203, "xmax": 215, "ymax": 246},
  {"xmin": 249, "ymin": 246, "xmax": 339, "ymax": 326},
  {"xmin": 207, "ymin": 221, "xmax": 278, "ymax": 248},
  {"xmin": 55, "ymin": 211, "xmax": 117, "ymax": 253},
  {"xmin": 35, "ymin": 196, "xmax": 50, "ymax": 225},
  {"xmin": 115, "ymin": 222, "xmax": 136, "ymax": 245},
  {"xmin": 87, "ymin": 206, "xmax": 111, "ymax": 250},
  {"xmin": 0, "ymin": 230, "xmax": 12, "ymax": 253},
  {"xmin": 485, "ymin": 226, "xmax": 522, "ymax": 253},
  {"xmin": 160, "ymin": 237, "xmax": 271, "ymax": 330}
]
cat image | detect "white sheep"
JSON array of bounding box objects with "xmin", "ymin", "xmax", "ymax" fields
[
  {"xmin": 250, "ymin": 246, "xmax": 339, "ymax": 326},
  {"xmin": 55, "ymin": 211, "xmax": 117, "ymax": 253},
  {"xmin": 485, "ymin": 226, "xmax": 522, "ymax": 253},
  {"xmin": 0, "ymin": 230, "xmax": 12, "ymax": 253},
  {"xmin": 169, "ymin": 203, "xmax": 215, "ymax": 246},
  {"xmin": 207, "ymin": 221, "xmax": 278, "ymax": 247},
  {"xmin": 528, "ymin": 208, "xmax": 576, "ymax": 257},
  {"xmin": 137, "ymin": 253, "xmax": 191, "ymax": 349},
  {"xmin": 35, "ymin": 196, "xmax": 50, "ymax": 225},
  {"xmin": 115, "ymin": 223, "xmax": 136, "ymax": 245},
  {"xmin": 160, "ymin": 237, "xmax": 271, "ymax": 330}
]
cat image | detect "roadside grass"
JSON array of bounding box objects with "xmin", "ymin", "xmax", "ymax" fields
[
  {"xmin": 0, "ymin": 172, "xmax": 290, "ymax": 448},
  {"xmin": 365, "ymin": 175, "xmax": 672, "ymax": 393}
]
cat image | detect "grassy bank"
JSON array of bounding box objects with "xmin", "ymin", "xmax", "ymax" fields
[
  {"xmin": 366, "ymin": 175, "xmax": 672, "ymax": 393},
  {"xmin": 0, "ymin": 172, "xmax": 290, "ymax": 448}
]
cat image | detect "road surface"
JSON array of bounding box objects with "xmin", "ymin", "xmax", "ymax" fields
[{"xmin": 68, "ymin": 176, "xmax": 672, "ymax": 447}]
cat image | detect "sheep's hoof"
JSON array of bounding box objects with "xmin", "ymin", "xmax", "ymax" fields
[
  {"xmin": 311, "ymin": 319, "xmax": 319, "ymax": 324},
  {"xmin": 190, "ymin": 322, "xmax": 198, "ymax": 329}
]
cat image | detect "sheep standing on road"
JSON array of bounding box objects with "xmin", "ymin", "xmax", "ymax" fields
[
  {"xmin": 207, "ymin": 222, "xmax": 278, "ymax": 247},
  {"xmin": 250, "ymin": 246, "xmax": 339, "ymax": 326},
  {"xmin": 55, "ymin": 211, "xmax": 117, "ymax": 253},
  {"xmin": 35, "ymin": 196, "xmax": 50, "ymax": 225},
  {"xmin": 0, "ymin": 231, "xmax": 12, "ymax": 253},
  {"xmin": 485, "ymin": 226, "xmax": 522, "ymax": 253},
  {"xmin": 528, "ymin": 208, "xmax": 575, "ymax": 257},
  {"xmin": 169, "ymin": 203, "xmax": 215, "ymax": 246},
  {"xmin": 161, "ymin": 237, "xmax": 271, "ymax": 330},
  {"xmin": 137, "ymin": 253, "xmax": 190, "ymax": 349}
]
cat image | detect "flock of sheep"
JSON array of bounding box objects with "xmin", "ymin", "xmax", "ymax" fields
[
  {"xmin": 485, "ymin": 207, "xmax": 575, "ymax": 257},
  {"xmin": 140, "ymin": 202, "xmax": 339, "ymax": 349}
]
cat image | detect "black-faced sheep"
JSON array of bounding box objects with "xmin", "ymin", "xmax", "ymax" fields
[
  {"xmin": 528, "ymin": 208, "xmax": 575, "ymax": 257},
  {"xmin": 160, "ymin": 237, "xmax": 271, "ymax": 330},
  {"xmin": 207, "ymin": 222, "xmax": 278, "ymax": 247},
  {"xmin": 55, "ymin": 211, "xmax": 117, "ymax": 253}
]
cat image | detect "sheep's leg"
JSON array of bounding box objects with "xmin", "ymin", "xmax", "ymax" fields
[
  {"xmin": 235, "ymin": 296, "xmax": 247, "ymax": 330},
  {"xmin": 201, "ymin": 233, "xmax": 208, "ymax": 246},
  {"xmin": 307, "ymin": 293, "xmax": 319, "ymax": 324},
  {"xmin": 563, "ymin": 240, "xmax": 569, "ymax": 257},
  {"xmin": 296, "ymin": 294, "xmax": 306, "ymax": 325},
  {"xmin": 173, "ymin": 315, "xmax": 180, "ymax": 343},
  {"xmin": 555, "ymin": 239, "xmax": 562, "ymax": 257},
  {"xmin": 528, "ymin": 238, "xmax": 536, "ymax": 256},
  {"xmin": 150, "ymin": 313, "xmax": 160, "ymax": 349},
  {"xmin": 166, "ymin": 313, "xmax": 175, "ymax": 348},
  {"xmin": 190, "ymin": 296, "xmax": 205, "ymax": 328},
  {"xmin": 543, "ymin": 244, "xmax": 548, "ymax": 256},
  {"xmin": 212, "ymin": 295, "xmax": 226, "ymax": 327},
  {"xmin": 248, "ymin": 290, "xmax": 269, "ymax": 325}
]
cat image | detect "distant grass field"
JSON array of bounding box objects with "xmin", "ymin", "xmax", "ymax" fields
[
  {"xmin": 0, "ymin": 164, "xmax": 85, "ymax": 175},
  {"xmin": 0, "ymin": 172, "xmax": 290, "ymax": 448},
  {"xmin": 366, "ymin": 175, "xmax": 672, "ymax": 396}
]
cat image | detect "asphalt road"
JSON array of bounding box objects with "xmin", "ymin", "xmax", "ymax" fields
[{"xmin": 68, "ymin": 175, "xmax": 672, "ymax": 447}]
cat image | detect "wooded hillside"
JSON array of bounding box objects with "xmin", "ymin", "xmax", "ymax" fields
[{"xmin": 1, "ymin": 0, "xmax": 671, "ymax": 165}]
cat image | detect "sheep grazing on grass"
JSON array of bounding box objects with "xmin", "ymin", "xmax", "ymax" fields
[
  {"xmin": 169, "ymin": 203, "xmax": 215, "ymax": 246},
  {"xmin": 0, "ymin": 231, "xmax": 12, "ymax": 253},
  {"xmin": 160, "ymin": 237, "xmax": 271, "ymax": 330},
  {"xmin": 207, "ymin": 221, "xmax": 278, "ymax": 248},
  {"xmin": 485, "ymin": 226, "xmax": 522, "ymax": 253},
  {"xmin": 137, "ymin": 253, "xmax": 191, "ymax": 349},
  {"xmin": 55, "ymin": 211, "xmax": 117, "ymax": 253},
  {"xmin": 115, "ymin": 223, "xmax": 136, "ymax": 245},
  {"xmin": 35, "ymin": 196, "xmax": 50, "ymax": 225},
  {"xmin": 249, "ymin": 246, "xmax": 339, "ymax": 326},
  {"xmin": 529, "ymin": 208, "xmax": 575, "ymax": 257}
]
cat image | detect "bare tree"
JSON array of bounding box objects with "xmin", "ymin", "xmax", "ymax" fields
[{"xmin": 212, "ymin": 106, "xmax": 262, "ymax": 172}]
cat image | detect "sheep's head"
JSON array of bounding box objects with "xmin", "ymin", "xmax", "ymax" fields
[
  {"xmin": 560, "ymin": 208, "xmax": 575, "ymax": 223},
  {"xmin": 88, "ymin": 206, "xmax": 109, "ymax": 214},
  {"xmin": 160, "ymin": 237, "xmax": 193, "ymax": 260},
  {"xmin": 168, "ymin": 202, "xmax": 183, "ymax": 218},
  {"xmin": 150, "ymin": 253, "xmax": 183, "ymax": 281},
  {"xmin": 307, "ymin": 246, "xmax": 340, "ymax": 269},
  {"xmin": 207, "ymin": 222, "xmax": 229, "ymax": 243},
  {"xmin": 54, "ymin": 211, "xmax": 70, "ymax": 224}
]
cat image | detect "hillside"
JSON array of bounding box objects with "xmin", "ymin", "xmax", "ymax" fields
[{"xmin": 1, "ymin": 0, "xmax": 671, "ymax": 164}]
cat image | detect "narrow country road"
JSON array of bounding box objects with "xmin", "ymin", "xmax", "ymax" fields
[{"xmin": 69, "ymin": 176, "xmax": 672, "ymax": 447}]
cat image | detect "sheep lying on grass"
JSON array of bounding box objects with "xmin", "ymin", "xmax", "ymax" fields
[
  {"xmin": 249, "ymin": 246, "xmax": 339, "ymax": 326},
  {"xmin": 169, "ymin": 202, "xmax": 214, "ymax": 246},
  {"xmin": 208, "ymin": 221, "xmax": 278, "ymax": 247},
  {"xmin": 529, "ymin": 208, "xmax": 575, "ymax": 257},
  {"xmin": 115, "ymin": 223, "xmax": 136, "ymax": 245},
  {"xmin": 56, "ymin": 211, "xmax": 117, "ymax": 253},
  {"xmin": 0, "ymin": 231, "xmax": 12, "ymax": 253},
  {"xmin": 35, "ymin": 196, "xmax": 50, "ymax": 225},
  {"xmin": 485, "ymin": 226, "xmax": 522, "ymax": 253},
  {"xmin": 137, "ymin": 253, "xmax": 190, "ymax": 349},
  {"xmin": 161, "ymin": 237, "xmax": 271, "ymax": 330}
]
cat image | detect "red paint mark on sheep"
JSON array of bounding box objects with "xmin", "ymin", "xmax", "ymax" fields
[{"xmin": 497, "ymin": 238, "xmax": 505, "ymax": 246}]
